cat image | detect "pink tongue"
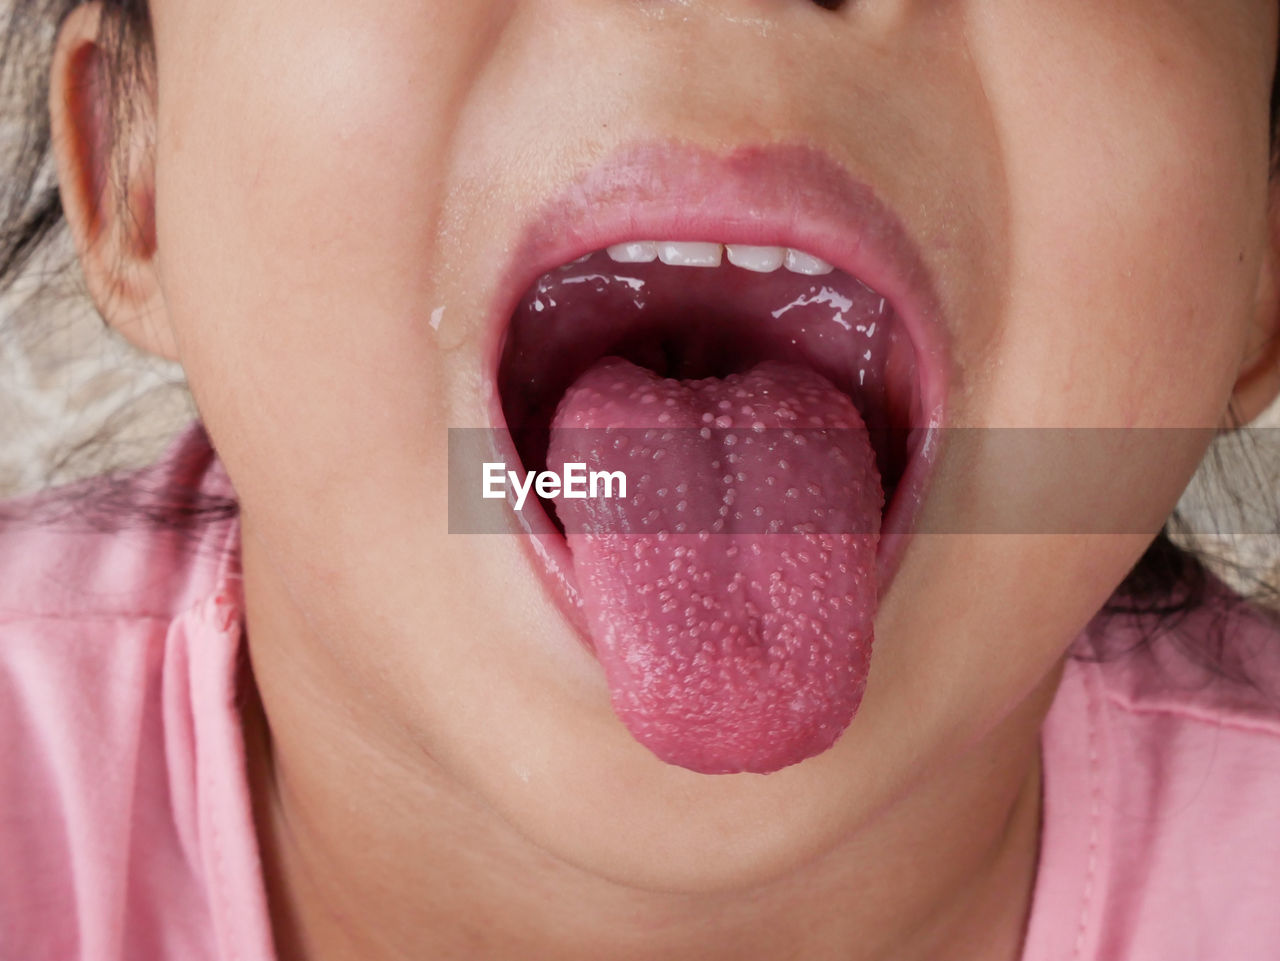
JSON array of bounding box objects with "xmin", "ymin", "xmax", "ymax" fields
[{"xmin": 548, "ymin": 358, "xmax": 882, "ymax": 774}]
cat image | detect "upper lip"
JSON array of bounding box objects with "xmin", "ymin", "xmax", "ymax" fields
[
  {"xmin": 481, "ymin": 138, "xmax": 953, "ymax": 599},
  {"xmin": 484, "ymin": 138, "xmax": 950, "ymax": 431}
]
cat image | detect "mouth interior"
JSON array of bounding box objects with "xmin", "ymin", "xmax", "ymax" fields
[
  {"xmin": 497, "ymin": 248, "xmax": 923, "ymax": 519},
  {"xmin": 494, "ymin": 246, "xmax": 925, "ymax": 776}
]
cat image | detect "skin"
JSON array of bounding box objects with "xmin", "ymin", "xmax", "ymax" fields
[{"xmin": 47, "ymin": 1, "xmax": 1280, "ymax": 959}]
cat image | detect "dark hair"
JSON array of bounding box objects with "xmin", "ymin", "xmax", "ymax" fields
[{"xmin": 1, "ymin": 2, "xmax": 1279, "ymax": 664}]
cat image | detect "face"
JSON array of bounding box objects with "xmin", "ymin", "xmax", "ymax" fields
[{"xmin": 98, "ymin": 0, "xmax": 1280, "ymax": 890}]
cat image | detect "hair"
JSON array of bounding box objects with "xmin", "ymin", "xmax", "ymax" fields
[{"xmin": 2, "ymin": 1, "xmax": 1279, "ymax": 672}]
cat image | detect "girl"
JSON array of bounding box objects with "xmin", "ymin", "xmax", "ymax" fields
[{"xmin": 3, "ymin": 1, "xmax": 1280, "ymax": 959}]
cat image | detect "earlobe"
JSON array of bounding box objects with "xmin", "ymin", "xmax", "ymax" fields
[{"xmin": 48, "ymin": 1, "xmax": 176, "ymax": 362}]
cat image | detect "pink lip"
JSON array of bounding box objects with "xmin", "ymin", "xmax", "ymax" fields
[{"xmin": 482, "ymin": 139, "xmax": 952, "ymax": 643}]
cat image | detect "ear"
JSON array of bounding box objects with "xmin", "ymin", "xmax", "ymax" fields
[
  {"xmin": 1228, "ymin": 185, "xmax": 1280, "ymax": 426},
  {"xmin": 48, "ymin": 2, "xmax": 176, "ymax": 361}
]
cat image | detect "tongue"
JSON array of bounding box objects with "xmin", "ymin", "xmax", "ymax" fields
[{"xmin": 548, "ymin": 358, "xmax": 882, "ymax": 775}]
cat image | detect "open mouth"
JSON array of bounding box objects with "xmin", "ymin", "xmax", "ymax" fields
[
  {"xmin": 482, "ymin": 142, "xmax": 948, "ymax": 776},
  {"xmin": 498, "ymin": 241, "xmax": 924, "ymax": 529}
]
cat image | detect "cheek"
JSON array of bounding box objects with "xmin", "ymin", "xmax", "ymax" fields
[
  {"xmin": 150, "ymin": 0, "xmax": 497, "ymax": 543},
  {"xmin": 964, "ymin": 0, "xmax": 1272, "ymax": 429},
  {"xmin": 870, "ymin": 0, "xmax": 1276, "ymax": 744}
]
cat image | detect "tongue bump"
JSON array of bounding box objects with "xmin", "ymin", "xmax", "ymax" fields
[{"xmin": 548, "ymin": 357, "xmax": 882, "ymax": 774}]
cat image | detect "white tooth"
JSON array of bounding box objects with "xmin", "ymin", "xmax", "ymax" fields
[
  {"xmin": 606, "ymin": 241, "xmax": 658, "ymax": 263},
  {"xmin": 657, "ymin": 241, "xmax": 723, "ymax": 268},
  {"xmin": 784, "ymin": 248, "xmax": 834, "ymax": 275},
  {"xmin": 725, "ymin": 244, "xmax": 785, "ymax": 273}
]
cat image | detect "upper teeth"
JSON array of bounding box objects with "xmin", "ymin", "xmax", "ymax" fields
[
  {"xmin": 605, "ymin": 241, "xmax": 659, "ymax": 263},
  {"xmin": 603, "ymin": 241, "xmax": 832, "ymax": 275}
]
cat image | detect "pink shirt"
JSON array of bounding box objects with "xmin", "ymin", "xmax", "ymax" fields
[{"xmin": 2, "ymin": 424, "xmax": 1279, "ymax": 960}]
